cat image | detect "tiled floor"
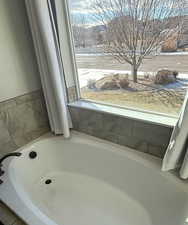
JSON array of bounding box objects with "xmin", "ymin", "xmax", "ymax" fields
[{"xmin": 0, "ymin": 202, "xmax": 26, "ymax": 225}]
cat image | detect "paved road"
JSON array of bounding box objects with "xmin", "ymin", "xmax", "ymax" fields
[{"xmin": 76, "ymin": 54, "xmax": 188, "ymax": 74}]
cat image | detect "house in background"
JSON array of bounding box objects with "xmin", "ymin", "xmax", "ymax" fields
[{"xmin": 162, "ymin": 16, "xmax": 188, "ymax": 52}]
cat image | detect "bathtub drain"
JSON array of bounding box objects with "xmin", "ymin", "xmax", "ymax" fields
[{"xmin": 45, "ymin": 179, "xmax": 52, "ymax": 185}]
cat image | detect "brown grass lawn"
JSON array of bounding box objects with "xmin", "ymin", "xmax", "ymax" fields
[{"xmin": 82, "ymin": 89, "xmax": 185, "ymax": 116}]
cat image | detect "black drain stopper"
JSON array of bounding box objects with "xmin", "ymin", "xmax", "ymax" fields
[
  {"xmin": 29, "ymin": 151, "xmax": 37, "ymax": 159},
  {"xmin": 45, "ymin": 179, "xmax": 52, "ymax": 185}
]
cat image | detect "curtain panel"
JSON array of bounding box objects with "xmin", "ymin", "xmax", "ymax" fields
[
  {"xmin": 25, "ymin": 0, "xmax": 71, "ymax": 137},
  {"xmin": 162, "ymin": 92, "xmax": 188, "ymax": 179}
]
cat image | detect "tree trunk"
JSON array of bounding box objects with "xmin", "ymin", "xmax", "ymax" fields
[{"xmin": 131, "ymin": 65, "xmax": 138, "ymax": 83}]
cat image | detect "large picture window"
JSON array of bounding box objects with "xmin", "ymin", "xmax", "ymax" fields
[{"xmin": 69, "ymin": 0, "xmax": 188, "ymax": 116}]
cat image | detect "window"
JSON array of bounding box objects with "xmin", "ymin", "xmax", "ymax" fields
[{"xmin": 68, "ymin": 0, "xmax": 187, "ymax": 116}]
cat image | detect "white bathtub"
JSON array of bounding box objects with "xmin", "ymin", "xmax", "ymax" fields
[{"xmin": 0, "ymin": 131, "xmax": 188, "ymax": 225}]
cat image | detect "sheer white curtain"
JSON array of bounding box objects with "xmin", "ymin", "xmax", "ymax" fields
[
  {"xmin": 162, "ymin": 92, "xmax": 188, "ymax": 179},
  {"xmin": 25, "ymin": 0, "xmax": 71, "ymax": 137}
]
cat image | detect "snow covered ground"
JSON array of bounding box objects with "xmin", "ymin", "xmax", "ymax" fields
[
  {"xmin": 78, "ymin": 68, "xmax": 188, "ymax": 89},
  {"xmin": 76, "ymin": 52, "xmax": 188, "ymax": 57},
  {"xmin": 159, "ymin": 52, "xmax": 188, "ymax": 56},
  {"xmin": 78, "ymin": 69, "xmax": 132, "ymax": 88}
]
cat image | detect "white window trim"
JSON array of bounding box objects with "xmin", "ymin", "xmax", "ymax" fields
[
  {"xmin": 55, "ymin": 0, "xmax": 81, "ymax": 97},
  {"xmin": 57, "ymin": 0, "xmax": 178, "ymax": 128}
]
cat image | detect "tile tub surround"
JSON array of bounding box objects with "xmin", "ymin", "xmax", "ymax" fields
[
  {"xmin": 0, "ymin": 90, "xmax": 50, "ymax": 157},
  {"xmin": 0, "ymin": 201, "xmax": 26, "ymax": 225},
  {"xmin": 69, "ymin": 106, "xmax": 173, "ymax": 158}
]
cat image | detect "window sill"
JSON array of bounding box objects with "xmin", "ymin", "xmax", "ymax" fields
[{"xmin": 68, "ymin": 100, "xmax": 177, "ymax": 128}]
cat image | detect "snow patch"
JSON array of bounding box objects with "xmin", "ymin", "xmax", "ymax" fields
[{"xmin": 78, "ymin": 68, "xmax": 188, "ymax": 89}]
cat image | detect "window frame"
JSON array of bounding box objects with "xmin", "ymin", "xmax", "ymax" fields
[
  {"xmin": 57, "ymin": 0, "xmax": 178, "ymax": 127},
  {"xmin": 55, "ymin": 0, "xmax": 81, "ymax": 97}
]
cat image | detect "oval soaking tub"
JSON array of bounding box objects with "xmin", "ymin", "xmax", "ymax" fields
[{"xmin": 0, "ymin": 131, "xmax": 188, "ymax": 225}]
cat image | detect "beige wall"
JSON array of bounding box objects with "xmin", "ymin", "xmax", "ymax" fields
[
  {"xmin": 0, "ymin": 1, "xmax": 49, "ymax": 157},
  {"xmin": 0, "ymin": 0, "xmax": 41, "ymax": 102}
]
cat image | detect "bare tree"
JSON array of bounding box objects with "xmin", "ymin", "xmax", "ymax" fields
[{"xmin": 91, "ymin": 0, "xmax": 185, "ymax": 82}]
